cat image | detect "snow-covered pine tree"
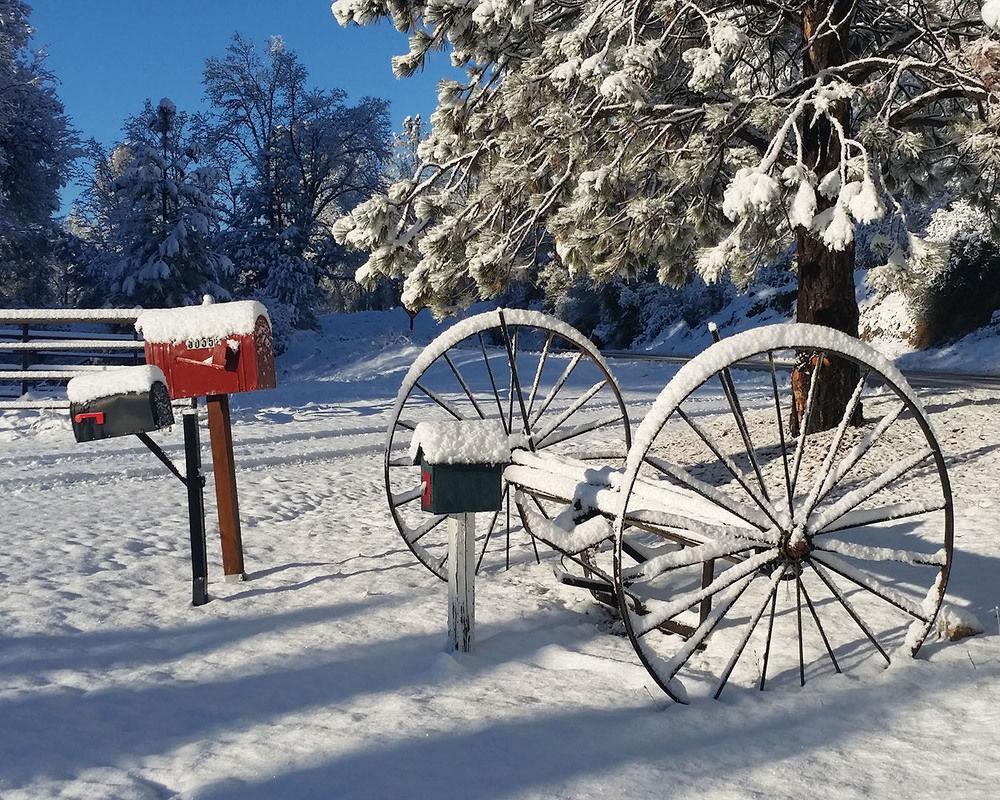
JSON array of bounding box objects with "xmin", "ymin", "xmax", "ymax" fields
[
  {"xmin": 99, "ymin": 98, "xmax": 231, "ymax": 307},
  {"xmin": 332, "ymin": 0, "xmax": 995, "ymax": 431},
  {"xmin": 0, "ymin": 0, "xmax": 77, "ymax": 307},
  {"xmin": 200, "ymin": 34, "xmax": 390, "ymax": 325}
]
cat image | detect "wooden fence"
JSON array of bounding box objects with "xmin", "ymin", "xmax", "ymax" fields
[{"xmin": 0, "ymin": 309, "xmax": 144, "ymax": 410}]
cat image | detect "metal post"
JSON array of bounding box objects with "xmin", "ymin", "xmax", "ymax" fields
[
  {"xmin": 206, "ymin": 393, "xmax": 246, "ymax": 581},
  {"xmin": 183, "ymin": 410, "xmax": 209, "ymax": 606},
  {"xmin": 447, "ymin": 512, "xmax": 475, "ymax": 652}
]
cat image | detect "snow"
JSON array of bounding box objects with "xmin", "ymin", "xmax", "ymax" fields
[
  {"xmin": 985, "ymin": 0, "xmax": 1000, "ymax": 31},
  {"xmin": 410, "ymin": 420, "xmax": 510, "ymax": 465},
  {"xmin": 0, "ymin": 308, "xmax": 140, "ymax": 323},
  {"xmin": 135, "ymin": 300, "xmax": 269, "ymax": 344},
  {"xmin": 66, "ymin": 365, "xmax": 168, "ymax": 404},
  {"xmin": 1, "ymin": 306, "xmax": 999, "ymax": 798}
]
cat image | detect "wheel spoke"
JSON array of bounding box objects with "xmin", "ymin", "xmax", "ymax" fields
[
  {"xmin": 817, "ymin": 499, "xmax": 946, "ymax": 536},
  {"xmin": 498, "ymin": 312, "xmax": 532, "ymax": 439},
  {"xmin": 814, "ymin": 539, "xmax": 946, "ymax": 567},
  {"xmin": 647, "ymin": 573, "xmax": 757, "ymax": 700},
  {"xmin": 768, "ymin": 353, "xmax": 793, "ymax": 514},
  {"xmin": 407, "ymin": 514, "xmax": 448, "ymax": 544},
  {"xmin": 443, "ymin": 352, "xmax": 487, "ymax": 420},
  {"xmin": 478, "ymin": 333, "xmax": 509, "ymax": 434},
  {"xmin": 527, "ymin": 333, "xmax": 554, "ymax": 418},
  {"xmin": 714, "ymin": 564, "xmax": 786, "ymax": 699},
  {"xmin": 800, "ymin": 372, "xmax": 868, "ymax": 521},
  {"xmin": 534, "ymin": 380, "xmax": 607, "ymax": 446},
  {"xmin": 622, "ymin": 506, "xmax": 773, "ymax": 548},
  {"xmin": 391, "ymin": 484, "xmax": 424, "ymax": 507},
  {"xmin": 629, "ymin": 549, "xmax": 777, "ymax": 637},
  {"xmin": 623, "ymin": 537, "xmax": 762, "ymax": 584},
  {"xmin": 796, "ymin": 575, "xmax": 805, "ymax": 686},
  {"xmin": 807, "ymin": 560, "xmax": 891, "ymax": 664},
  {"xmin": 413, "ymin": 381, "xmax": 466, "ymax": 421},
  {"xmin": 816, "ymin": 402, "xmax": 906, "ymax": 504},
  {"xmin": 807, "ymin": 447, "xmax": 934, "ymax": 534},
  {"xmin": 790, "ymin": 352, "xmax": 825, "ymax": 497},
  {"xmin": 530, "ymin": 352, "xmax": 583, "ymax": 427},
  {"xmin": 810, "ymin": 552, "xmax": 932, "ymax": 621},
  {"xmin": 797, "ymin": 573, "xmax": 841, "ymax": 675},
  {"xmin": 475, "ymin": 485, "xmax": 509, "ymax": 572},
  {"xmin": 715, "ymin": 358, "xmax": 771, "ymax": 504},
  {"xmin": 396, "ymin": 418, "xmax": 417, "ymax": 431},
  {"xmin": 643, "ymin": 454, "xmax": 771, "ymax": 532},
  {"xmin": 677, "ymin": 409, "xmax": 781, "ymax": 528},
  {"xmin": 537, "ymin": 410, "xmax": 623, "ymax": 449},
  {"xmin": 758, "ymin": 577, "xmax": 780, "ymax": 691}
]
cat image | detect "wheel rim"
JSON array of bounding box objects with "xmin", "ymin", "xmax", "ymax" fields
[
  {"xmin": 386, "ymin": 309, "xmax": 631, "ymax": 580},
  {"xmin": 613, "ymin": 324, "xmax": 953, "ymax": 702}
]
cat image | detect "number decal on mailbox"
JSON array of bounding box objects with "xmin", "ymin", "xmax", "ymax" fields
[{"xmin": 185, "ymin": 336, "xmax": 220, "ymax": 350}]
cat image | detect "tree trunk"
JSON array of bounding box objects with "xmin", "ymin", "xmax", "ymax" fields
[{"xmin": 791, "ymin": 1, "xmax": 862, "ymax": 436}]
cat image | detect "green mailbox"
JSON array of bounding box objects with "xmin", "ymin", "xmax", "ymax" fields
[{"xmin": 410, "ymin": 421, "xmax": 511, "ymax": 515}]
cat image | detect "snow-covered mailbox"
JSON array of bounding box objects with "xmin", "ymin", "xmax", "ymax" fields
[
  {"xmin": 68, "ymin": 366, "xmax": 174, "ymax": 443},
  {"xmin": 135, "ymin": 300, "xmax": 276, "ymax": 400},
  {"xmin": 410, "ymin": 420, "xmax": 510, "ymax": 653},
  {"xmin": 410, "ymin": 420, "xmax": 510, "ymax": 514},
  {"xmin": 136, "ymin": 299, "xmax": 276, "ymax": 584}
]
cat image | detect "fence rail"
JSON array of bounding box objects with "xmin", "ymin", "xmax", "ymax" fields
[{"xmin": 0, "ymin": 309, "xmax": 143, "ymax": 408}]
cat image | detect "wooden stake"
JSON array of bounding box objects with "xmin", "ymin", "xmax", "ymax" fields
[
  {"xmin": 448, "ymin": 512, "xmax": 475, "ymax": 652},
  {"xmin": 206, "ymin": 394, "xmax": 246, "ymax": 581}
]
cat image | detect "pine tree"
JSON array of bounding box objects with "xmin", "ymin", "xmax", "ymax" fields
[
  {"xmin": 332, "ymin": 0, "xmax": 994, "ymax": 430},
  {"xmin": 98, "ymin": 98, "xmax": 231, "ymax": 307},
  {"xmin": 0, "ymin": 0, "xmax": 78, "ymax": 307}
]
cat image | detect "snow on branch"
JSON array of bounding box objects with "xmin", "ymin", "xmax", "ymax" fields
[{"xmin": 332, "ymin": 0, "xmax": 995, "ymax": 311}]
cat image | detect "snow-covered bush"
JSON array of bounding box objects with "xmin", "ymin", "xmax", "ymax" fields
[{"xmin": 866, "ymin": 200, "xmax": 1000, "ymax": 346}]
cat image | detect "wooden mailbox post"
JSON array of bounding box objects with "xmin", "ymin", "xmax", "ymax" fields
[
  {"xmin": 137, "ymin": 299, "xmax": 276, "ymax": 582},
  {"xmin": 411, "ymin": 420, "xmax": 510, "ymax": 652}
]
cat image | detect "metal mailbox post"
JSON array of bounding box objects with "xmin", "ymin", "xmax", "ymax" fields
[{"xmin": 67, "ymin": 367, "xmax": 210, "ymax": 606}]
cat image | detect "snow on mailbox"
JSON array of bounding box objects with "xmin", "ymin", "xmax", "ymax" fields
[
  {"xmin": 410, "ymin": 420, "xmax": 511, "ymax": 514},
  {"xmin": 68, "ymin": 365, "xmax": 174, "ymax": 443},
  {"xmin": 136, "ymin": 299, "xmax": 276, "ymax": 400}
]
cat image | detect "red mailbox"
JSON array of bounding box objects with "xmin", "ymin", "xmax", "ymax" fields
[{"xmin": 136, "ymin": 300, "xmax": 277, "ymax": 400}]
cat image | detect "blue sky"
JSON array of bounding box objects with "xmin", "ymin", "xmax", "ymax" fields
[{"xmin": 29, "ymin": 0, "xmax": 451, "ymax": 208}]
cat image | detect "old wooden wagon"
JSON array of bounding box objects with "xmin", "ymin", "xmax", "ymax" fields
[{"xmin": 384, "ymin": 309, "xmax": 954, "ymax": 702}]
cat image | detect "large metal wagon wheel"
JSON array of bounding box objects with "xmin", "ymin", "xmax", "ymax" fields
[
  {"xmin": 613, "ymin": 323, "xmax": 953, "ymax": 703},
  {"xmin": 386, "ymin": 308, "xmax": 631, "ymax": 580}
]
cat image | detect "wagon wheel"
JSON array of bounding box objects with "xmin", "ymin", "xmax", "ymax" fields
[
  {"xmin": 386, "ymin": 309, "xmax": 631, "ymax": 580},
  {"xmin": 613, "ymin": 323, "xmax": 953, "ymax": 703}
]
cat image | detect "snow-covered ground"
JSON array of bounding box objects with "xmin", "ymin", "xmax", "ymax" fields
[{"xmin": 1, "ymin": 308, "xmax": 999, "ymax": 799}]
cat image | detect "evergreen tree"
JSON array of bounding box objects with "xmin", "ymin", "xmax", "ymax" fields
[
  {"xmin": 96, "ymin": 98, "xmax": 231, "ymax": 307},
  {"xmin": 0, "ymin": 0, "xmax": 77, "ymax": 307}
]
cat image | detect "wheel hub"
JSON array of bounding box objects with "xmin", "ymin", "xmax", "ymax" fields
[{"xmin": 780, "ymin": 524, "xmax": 811, "ymax": 562}]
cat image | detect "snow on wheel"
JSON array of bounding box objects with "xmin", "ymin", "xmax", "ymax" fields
[
  {"xmin": 613, "ymin": 323, "xmax": 953, "ymax": 703},
  {"xmin": 385, "ymin": 308, "xmax": 631, "ymax": 580}
]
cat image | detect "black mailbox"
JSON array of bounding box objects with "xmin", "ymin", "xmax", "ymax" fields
[
  {"xmin": 418, "ymin": 462, "xmax": 504, "ymax": 514},
  {"xmin": 68, "ymin": 366, "xmax": 175, "ymax": 443},
  {"xmin": 410, "ymin": 421, "xmax": 510, "ymax": 514}
]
